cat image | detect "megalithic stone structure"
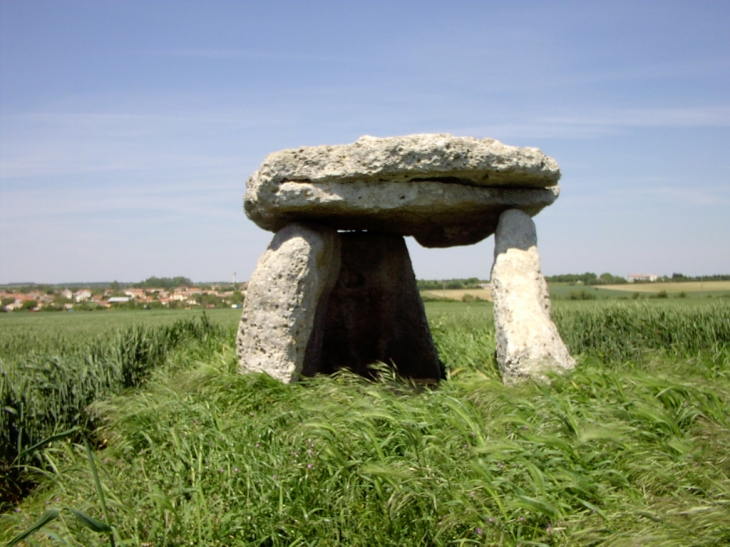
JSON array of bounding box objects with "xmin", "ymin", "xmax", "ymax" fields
[{"xmin": 237, "ymin": 134, "xmax": 575, "ymax": 384}]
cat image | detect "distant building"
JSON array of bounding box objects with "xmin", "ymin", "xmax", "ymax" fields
[
  {"xmin": 628, "ymin": 274, "xmax": 658, "ymax": 283},
  {"xmin": 124, "ymin": 289, "xmax": 149, "ymax": 300},
  {"xmin": 91, "ymin": 294, "xmax": 110, "ymax": 308},
  {"xmin": 74, "ymin": 290, "xmax": 92, "ymax": 302}
]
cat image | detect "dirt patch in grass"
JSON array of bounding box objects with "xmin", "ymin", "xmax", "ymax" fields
[{"xmin": 421, "ymin": 289, "xmax": 493, "ymax": 302}]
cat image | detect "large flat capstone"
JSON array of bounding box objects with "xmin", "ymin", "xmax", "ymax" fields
[{"xmin": 245, "ymin": 134, "xmax": 561, "ymax": 247}]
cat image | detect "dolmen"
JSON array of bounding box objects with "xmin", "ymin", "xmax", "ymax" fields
[{"xmin": 237, "ymin": 134, "xmax": 575, "ymax": 385}]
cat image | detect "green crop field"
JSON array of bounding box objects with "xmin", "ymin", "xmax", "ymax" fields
[
  {"xmin": 0, "ymin": 308, "xmax": 242, "ymax": 347},
  {"xmin": 548, "ymin": 284, "xmax": 629, "ymax": 300},
  {"xmin": 1, "ymin": 300, "xmax": 729, "ymax": 546},
  {"xmin": 550, "ymin": 281, "xmax": 730, "ymax": 300},
  {"xmin": 600, "ymin": 280, "xmax": 730, "ymax": 297}
]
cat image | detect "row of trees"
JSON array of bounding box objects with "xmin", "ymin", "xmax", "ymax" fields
[
  {"xmin": 131, "ymin": 276, "xmax": 195, "ymax": 289},
  {"xmin": 2, "ymin": 277, "xmax": 231, "ymax": 294},
  {"xmin": 669, "ymin": 273, "xmax": 730, "ymax": 282},
  {"xmin": 417, "ymin": 272, "xmax": 728, "ymax": 287},
  {"xmin": 544, "ymin": 273, "xmax": 628, "ymax": 285},
  {"xmin": 416, "ymin": 274, "xmax": 629, "ymax": 288},
  {"xmin": 546, "ymin": 273, "xmax": 730, "ymax": 285},
  {"xmin": 416, "ymin": 278, "xmax": 486, "ymax": 290},
  {"xmin": 107, "ymin": 277, "xmax": 197, "ymax": 290}
]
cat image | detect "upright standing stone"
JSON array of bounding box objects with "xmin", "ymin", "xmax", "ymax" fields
[
  {"xmin": 237, "ymin": 223, "xmax": 341, "ymax": 383},
  {"xmin": 491, "ymin": 209, "xmax": 576, "ymax": 384},
  {"xmin": 319, "ymin": 232, "xmax": 443, "ymax": 380}
]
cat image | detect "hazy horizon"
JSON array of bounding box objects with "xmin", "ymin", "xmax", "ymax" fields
[
  {"xmin": 4, "ymin": 271, "xmax": 729, "ymax": 288},
  {"xmin": 2, "ymin": 1, "xmax": 729, "ymax": 284}
]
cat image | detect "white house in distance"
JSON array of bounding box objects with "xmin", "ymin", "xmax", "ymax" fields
[
  {"xmin": 73, "ymin": 289, "xmax": 92, "ymax": 302},
  {"xmin": 628, "ymin": 274, "xmax": 658, "ymax": 283}
]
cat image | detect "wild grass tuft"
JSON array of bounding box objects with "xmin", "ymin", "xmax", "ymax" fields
[
  {"xmin": 553, "ymin": 301, "xmax": 730, "ymax": 365},
  {"xmin": 0, "ymin": 315, "xmax": 228, "ymax": 508}
]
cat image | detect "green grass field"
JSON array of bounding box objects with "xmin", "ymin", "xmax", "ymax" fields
[
  {"xmin": 555, "ymin": 280, "xmax": 730, "ymax": 300},
  {"xmin": 420, "ymin": 281, "xmax": 730, "ymax": 302},
  {"xmin": 549, "ymin": 284, "xmax": 629, "ymax": 300},
  {"xmin": 1, "ymin": 300, "xmax": 729, "ymax": 545},
  {"xmin": 600, "ymin": 280, "xmax": 730, "ymax": 297},
  {"xmin": 0, "ymin": 308, "xmax": 241, "ymax": 345}
]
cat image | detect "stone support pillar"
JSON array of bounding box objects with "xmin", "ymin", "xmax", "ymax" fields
[
  {"xmin": 237, "ymin": 223, "xmax": 341, "ymax": 383},
  {"xmin": 491, "ymin": 209, "xmax": 575, "ymax": 384}
]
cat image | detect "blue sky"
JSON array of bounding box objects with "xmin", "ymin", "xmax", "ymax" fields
[{"xmin": 1, "ymin": 0, "xmax": 728, "ymax": 283}]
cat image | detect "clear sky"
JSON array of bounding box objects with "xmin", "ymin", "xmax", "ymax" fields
[{"xmin": 1, "ymin": 0, "xmax": 728, "ymax": 284}]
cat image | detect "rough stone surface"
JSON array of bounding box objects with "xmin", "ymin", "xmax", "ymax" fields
[
  {"xmin": 247, "ymin": 179, "xmax": 558, "ymax": 248},
  {"xmin": 245, "ymin": 134, "xmax": 561, "ymax": 247},
  {"xmin": 491, "ymin": 209, "xmax": 576, "ymax": 384},
  {"xmin": 236, "ymin": 223, "xmax": 341, "ymax": 383},
  {"xmin": 319, "ymin": 232, "xmax": 443, "ymax": 380}
]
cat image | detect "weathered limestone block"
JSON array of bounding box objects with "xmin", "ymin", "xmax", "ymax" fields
[
  {"xmin": 319, "ymin": 232, "xmax": 443, "ymax": 380},
  {"xmin": 491, "ymin": 210, "xmax": 576, "ymax": 384},
  {"xmin": 245, "ymin": 134, "xmax": 561, "ymax": 247},
  {"xmin": 236, "ymin": 223, "xmax": 341, "ymax": 383}
]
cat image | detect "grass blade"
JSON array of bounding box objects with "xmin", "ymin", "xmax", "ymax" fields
[
  {"xmin": 67, "ymin": 507, "xmax": 112, "ymax": 533},
  {"xmin": 16, "ymin": 427, "xmax": 79, "ymax": 461},
  {"xmin": 6, "ymin": 508, "xmax": 61, "ymax": 546}
]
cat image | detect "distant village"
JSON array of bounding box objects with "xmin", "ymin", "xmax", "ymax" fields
[
  {"xmin": 1, "ymin": 282, "xmax": 248, "ymax": 313},
  {"xmin": 3, "ymin": 272, "xmax": 728, "ymax": 313}
]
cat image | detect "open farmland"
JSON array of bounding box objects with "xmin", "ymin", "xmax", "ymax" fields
[
  {"xmin": 547, "ymin": 284, "xmax": 627, "ymax": 300},
  {"xmin": 1, "ymin": 300, "xmax": 729, "ymax": 546},
  {"xmin": 419, "ymin": 282, "xmax": 730, "ymax": 302},
  {"xmin": 0, "ymin": 308, "xmax": 242, "ymax": 346},
  {"xmin": 0, "ymin": 309, "xmax": 241, "ymax": 360},
  {"xmin": 598, "ymin": 280, "xmax": 730, "ymax": 297}
]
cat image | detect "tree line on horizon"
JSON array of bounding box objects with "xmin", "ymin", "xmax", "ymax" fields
[
  {"xmin": 4, "ymin": 273, "xmax": 730, "ymax": 295},
  {"xmin": 1, "ymin": 277, "xmax": 242, "ymax": 294},
  {"xmin": 546, "ymin": 273, "xmax": 730, "ymax": 285},
  {"xmin": 415, "ymin": 273, "xmax": 730, "ymax": 291}
]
